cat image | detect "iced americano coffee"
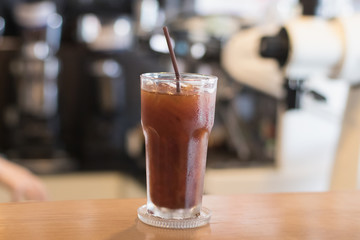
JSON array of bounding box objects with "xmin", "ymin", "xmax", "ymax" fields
[{"xmin": 137, "ymin": 72, "xmax": 217, "ymax": 229}]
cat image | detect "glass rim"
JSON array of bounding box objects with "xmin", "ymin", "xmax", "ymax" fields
[{"xmin": 140, "ymin": 72, "xmax": 218, "ymax": 82}]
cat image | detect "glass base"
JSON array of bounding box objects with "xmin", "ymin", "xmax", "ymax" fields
[{"xmin": 137, "ymin": 205, "xmax": 211, "ymax": 229}]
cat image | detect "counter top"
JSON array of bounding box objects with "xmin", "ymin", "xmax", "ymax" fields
[{"xmin": 0, "ymin": 191, "xmax": 359, "ymax": 239}]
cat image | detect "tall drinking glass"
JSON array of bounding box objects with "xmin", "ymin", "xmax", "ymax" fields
[{"xmin": 137, "ymin": 72, "xmax": 217, "ymax": 229}]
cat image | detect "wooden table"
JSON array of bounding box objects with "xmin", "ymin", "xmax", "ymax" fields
[{"xmin": 0, "ymin": 191, "xmax": 359, "ymax": 239}]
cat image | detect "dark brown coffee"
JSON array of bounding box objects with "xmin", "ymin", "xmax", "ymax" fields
[{"xmin": 141, "ymin": 83, "xmax": 216, "ymax": 210}]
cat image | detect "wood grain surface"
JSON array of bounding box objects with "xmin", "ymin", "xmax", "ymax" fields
[{"xmin": 0, "ymin": 191, "xmax": 359, "ymax": 240}]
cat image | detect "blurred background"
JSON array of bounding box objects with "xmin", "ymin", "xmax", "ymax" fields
[{"xmin": 0, "ymin": 0, "xmax": 359, "ymax": 201}]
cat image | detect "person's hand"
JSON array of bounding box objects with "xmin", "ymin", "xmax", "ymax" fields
[{"xmin": 0, "ymin": 157, "xmax": 48, "ymax": 202}]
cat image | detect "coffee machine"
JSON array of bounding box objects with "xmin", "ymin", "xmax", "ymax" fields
[
  {"xmin": 75, "ymin": 14, "xmax": 133, "ymax": 170},
  {"xmin": 56, "ymin": 0, "xmax": 162, "ymax": 172},
  {"xmin": 259, "ymin": 15, "xmax": 360, "ymax": 190},
  {"xmin": 222, "ymin": 0, "xmax": 360, "ymax": 189},
  {"xmin": 0, "ymin": 1, "xmax": 75, "ymax": 173},
  {"xmin": 0, "ymin": 0, "xmax": 163, "ymax": 174}
]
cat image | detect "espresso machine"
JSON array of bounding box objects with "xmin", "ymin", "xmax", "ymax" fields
[
  {"xmin": 259, "ymin": 16, "xmax": 360, "ymax": 190},
  {"xmin": 0, "ymin": 0, "xmax": 161, "ymax": 174},
  {"xmin": 222, "ymin": 0, "xmax": 360, "ymax": 189},
  {"xmin": 0, "ymin": 1, "xmax": 74, "ymax": 173},
  {"xmin": 75, "ymin": 14, "xmax": 132, "ymax": 170},
  {"xmin": 56, "ymin": 0, "xmax": 162, "ymax": 172}
]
